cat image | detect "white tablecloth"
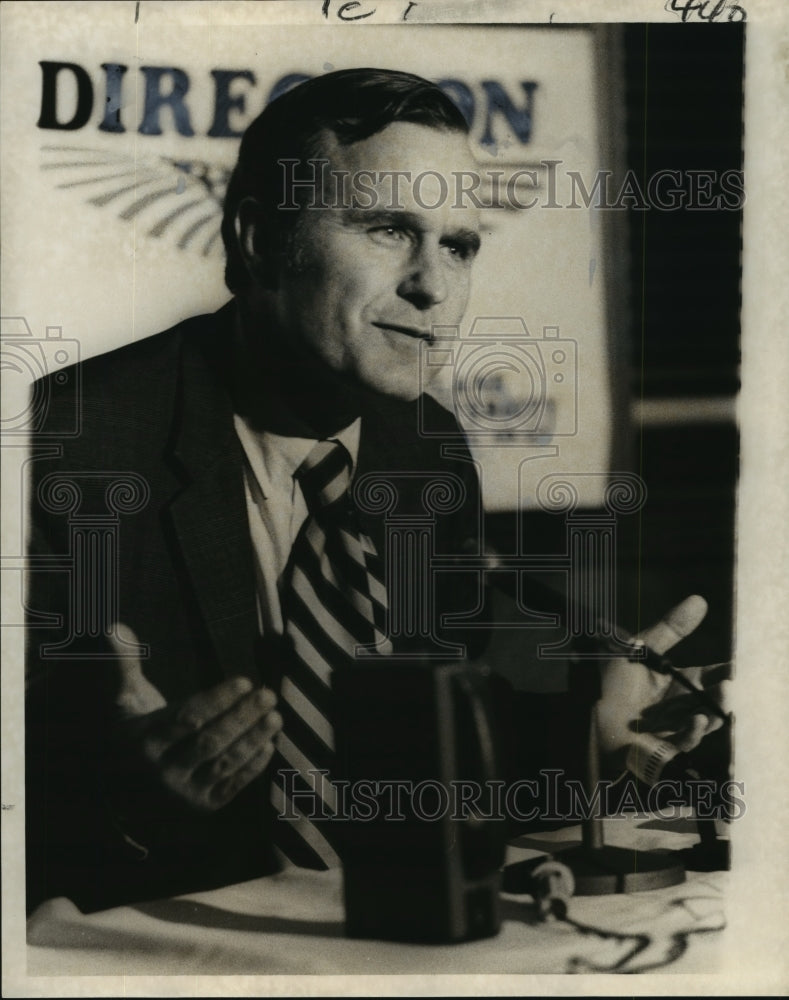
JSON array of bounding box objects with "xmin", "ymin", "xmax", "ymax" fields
[{"xmin": 27, "ymin": 816, "xmax": 726, "ymax": 976}]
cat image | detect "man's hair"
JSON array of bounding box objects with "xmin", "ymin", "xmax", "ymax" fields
[{"xmin": 221, "ymin": 67, "xmax": 470, "ymax": 293}]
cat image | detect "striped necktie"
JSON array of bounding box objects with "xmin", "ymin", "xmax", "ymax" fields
[{"xmin": 270, "ymin": 439, "xmax": 389, "ymax": 868}]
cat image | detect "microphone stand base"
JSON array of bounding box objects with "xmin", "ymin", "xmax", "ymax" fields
[{"xmin": 555, "ymin": 844, "xmax": 686, "ymax": 895}]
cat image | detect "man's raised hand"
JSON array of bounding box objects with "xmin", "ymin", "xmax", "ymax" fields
[
  {"xmin": 108, "ymin": 623, "xmax": 283, "ymax": 812},
  {"xmin": 596, "ymin": 594, "xmax": 727, "ymax": 758}
]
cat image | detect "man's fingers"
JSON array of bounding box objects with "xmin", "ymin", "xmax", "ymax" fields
[
  {"xmin": 209, "ymin": 745, "xmax": 276, "ymax": 809},
  {"xmin": 635, "ymin": 594, "xmax": 709, "ymax": 656},
  {"xmin": 198, "ymin": 709, "xmax": 283, "ymax": 784},
  {"xmin": 107, "ymin": 622, "xmax": 144, "ymax": 671},
  {"xmin": 173, "ymin": 676, "xmax": 256, "ymax": 734},
  {"xmin": 637, "ymin": 694, "xmax": 699, "ymax": 732},
  {"xmin": 598, "ymin": 595, "xmax": 710, "ymax": 756},
  {"xmin": 698, "ymin": 660, "xmax": 733, "ymax": 688},
  {"xmin": 108, "ymin": 622, "xmax": 167, "ymax": 716},
  {"xmin": 161, "ymin": 706, "xmax": 281, "ymax": 809},
  {"xmin": 143, "ymin": 676, "xmax": 257, "ymax": 760},
  {"xmin": 673, "ymin": 712, "xmax": 723, "ymax": 753},
  {"xmin": 168, "ymin": 687, "xmax": 279, "ymax": 770}
]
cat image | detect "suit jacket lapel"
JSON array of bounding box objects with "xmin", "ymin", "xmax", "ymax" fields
[
  {"xmin": 166, "ymin": 306, "xmax": 261, "ymax": 682},
  {"xmin": 355, "ymin": 392, "xmax": 454, "ymax": 556},
  {"xmin": 354, "ymin": 394, "xmax": 418, "ymax": 559}
]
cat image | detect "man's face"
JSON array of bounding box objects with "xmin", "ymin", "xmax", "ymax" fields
[{"xmin": 268, "ymin": 121, "xmax": 481, "ymax": 401}]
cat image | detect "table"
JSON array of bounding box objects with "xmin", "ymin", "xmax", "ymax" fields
[{"xmin": 27, "ymin": 814, "xmax": 727, "ymax": 976}]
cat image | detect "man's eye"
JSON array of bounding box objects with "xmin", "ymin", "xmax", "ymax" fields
[
  {"xmin": 369, "ymin": 226, "xmax": 409, "ymax": 244},
  {"xmin": 443, "ymin": 242, "xmax": 475, "ymax": 262}
]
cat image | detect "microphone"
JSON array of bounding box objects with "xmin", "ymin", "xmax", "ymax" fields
[
  {"xmin": 624, "ymin": 733, "xmax": 705, "ymax": 787},
  {"xmin": 618, "ymin": 640, "xmax": 731, "ymax": 726},
  {"xmin": 624, "ymin": 732, "xmax": 732, "ymax": 872}
]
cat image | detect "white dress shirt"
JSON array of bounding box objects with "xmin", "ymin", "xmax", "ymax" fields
[{"xmin": 233, "ymin": 413, "xmax": 362, "ymax": 634}]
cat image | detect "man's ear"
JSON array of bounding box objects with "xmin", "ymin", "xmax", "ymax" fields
[{"xmin": 235, "ymin": 196, "xmax": 278, "ymax": 289}]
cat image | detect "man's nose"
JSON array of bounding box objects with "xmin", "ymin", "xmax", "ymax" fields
[{"xmin": 396, "ymin": 245, "xmax": 449, "ymax": 310}]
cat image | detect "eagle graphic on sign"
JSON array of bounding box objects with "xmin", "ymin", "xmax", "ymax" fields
[{"xmin": 41, "ymin": 144, "xmax": 232, "ymax": 257}]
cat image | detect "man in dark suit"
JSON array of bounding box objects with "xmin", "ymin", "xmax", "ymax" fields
[
  {"xmin": 25, "ymin": 69, "xmax": 722, "ymax": 913},
  {"xmin": 25, "ymin": 69, "xmax": 498, "ymax": 911}
]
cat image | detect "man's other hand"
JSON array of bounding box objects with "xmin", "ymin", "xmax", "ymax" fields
[
  {"xmin": 108, "ymin": 623, "xmax": 283, "ymax": 812},
  {"xmin": 596, "ymin": 595, "xmax": 728, "ymax": 758}
]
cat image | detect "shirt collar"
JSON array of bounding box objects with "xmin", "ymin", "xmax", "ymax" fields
[{"xmin": 234, "ymin": 413, "xmax": 362, "ymax": 502}]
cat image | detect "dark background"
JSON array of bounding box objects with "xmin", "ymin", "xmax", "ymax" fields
[{"xmin": 486, "ymin": 23, "xmax": 743, "ymax": 674}]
